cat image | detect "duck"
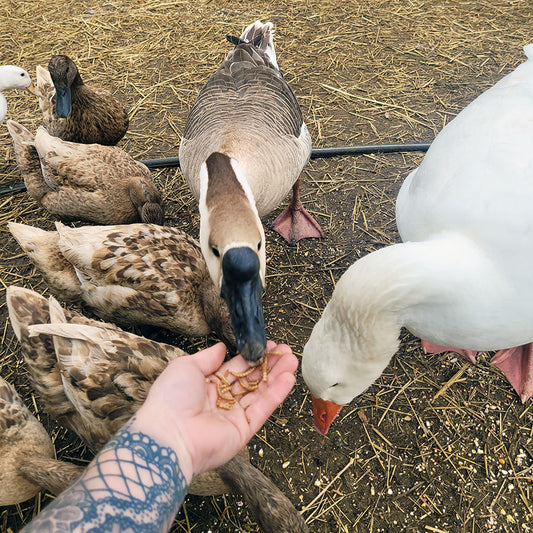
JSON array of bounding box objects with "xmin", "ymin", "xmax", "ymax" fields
[
  {"xmin": 0, "ymin": 374, "xmax": 83, "ymax": 505},
  {"xmin": 8, "ymin": 221, "xmax": 235, "ymax": 347},
  {"xmin": 6, "ymin": 286, "xmax": 309, "ymax": 532},
  {"xmin": 6, "ymin": 120, "xmax": 164, "ymax": 225},
  {"xmin": 0, "ymin": 65, "xmax": 33, "ymax": 124},
  {"xmin": 179, "ymin": 21, "xmax": 323, "ymax": 363},
  {"xmin": 302, "ymin": 44, "xmax": 533, "ymax": 435},
  {"xmin": 36, "ymin": 55, "xmax": 128, "ymax": 145}
]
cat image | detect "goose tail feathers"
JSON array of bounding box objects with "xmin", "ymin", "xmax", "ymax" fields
[{"xmin": 240, "ymin": 20, "xmax": 278, "ymax": 69}]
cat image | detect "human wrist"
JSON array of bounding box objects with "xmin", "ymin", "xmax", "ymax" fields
[{"xmin": 128, "ymin": 402, "xmax": 195, "ymax": 483}]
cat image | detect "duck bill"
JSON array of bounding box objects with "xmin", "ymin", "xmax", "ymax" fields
[
  {"xmin": 310, "ymin": 393, "xmax": 344, "ymax": 435},
  {"xmin": 221, "ymin": 274, "xmax": 266, "ymax": 363},
  {"xmin": 54, "ymin": 85, "xmax": 72, "ymax": 118},
  {"xmin": 26, "ymin": 82, "xmax": 38, "ymax": 96}
]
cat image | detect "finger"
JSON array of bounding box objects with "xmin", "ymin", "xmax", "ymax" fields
[
  {"xmin": 265, "ymin": 339, "xmax": 277, "ymax": 352},
  {"xmin": 221, "ymin": 343, "xmax": 296, "ymax": 377},
  {"xmin": 267, "ymin": 345, "xmax": 298, "ymax": 376},
  {"xmin": 243, "ymin": 372, "xmax": 296, "ymax": 434},
  {"xmin": 190, "ymin": 342, "xmax": 228, "ymax": 376}
]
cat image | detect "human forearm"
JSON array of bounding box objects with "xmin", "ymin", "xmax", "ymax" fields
[{"xmin": 22, "ymin": 415, "xmax": 189, "ymax": 533}]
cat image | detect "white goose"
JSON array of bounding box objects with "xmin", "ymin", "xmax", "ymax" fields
[
  {"xmin": 0, "ymin": 65, "xmax": 33, "ymax": 124},
  {"xmin": 302, "ymin": 45, "xmax": 533, "ymax": 434},
  {"xmin": 179, "ymin": 21, "xmax": 322, "ymax": 363}
]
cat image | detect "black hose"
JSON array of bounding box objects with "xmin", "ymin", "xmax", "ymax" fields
[
  {"xmin": 0, "ymin": 142, "xmax": 431, "ymax": 196},
  {"xmin": 309, "ymin": 142, "xmax": 430, "ymax": 159}
]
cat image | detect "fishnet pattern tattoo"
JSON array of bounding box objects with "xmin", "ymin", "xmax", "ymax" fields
[{"xmin": 22, "ymin": 423, "xmax": 188, "ymax": 533}]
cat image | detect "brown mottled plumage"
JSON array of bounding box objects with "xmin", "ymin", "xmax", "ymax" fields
[
  {"xmin": 36, "ymin": 55, "xmax": 128, "ymax": 145},
  {"xmin": 8, "ymin": 221, "xmax": 234, "ymax": 347},
  {"xmin": 6, "ymin": 286, "xmax": 309, "ymax": 533},
  {"xmin": 7, "ymin": 120, "xmax": 164, "ymax": 225},
  {"xmin": 0, "ymin": 375, "xmax": 82, "ymax": 505}
]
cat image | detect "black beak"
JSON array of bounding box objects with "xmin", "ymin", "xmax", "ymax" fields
[
  {"xmin": 221, "ymin": 247, "xmax": 266, "ymax": 362},
  {"xmin": 55, "ymin": 85, "xmax": 72, "ymax": 118}
]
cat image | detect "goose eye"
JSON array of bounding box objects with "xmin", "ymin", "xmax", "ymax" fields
[
  {"xmin": 257, "ymin": 241, "xmax": 261, "ymax": 251},
  {"xmin": 20, "ymin": 72, "xmax": 25, "ymax": 77},
  {"xmin": 331, "ymin": 383, "xmax": 339, "ymax": 388},
  {"xmin": 211, "ymin": 246, "xmax": 220, "ymax": 258}
]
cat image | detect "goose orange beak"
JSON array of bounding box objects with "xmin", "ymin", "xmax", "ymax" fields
[{"xmin": 310, "ymin": 393, "xmax": 344, "ymax": 435}]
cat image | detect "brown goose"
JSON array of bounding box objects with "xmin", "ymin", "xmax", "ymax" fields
[
  {"xmin": 6, "ymin": 286, "xmax": 308, "ymax": 532},
  {"xmin": 36, "ymin": 55, "xmax": 128, "ymax": 145},
  {"xmin": 179, "ymin": 20, "xmax": 323, "ymax": 364},
  {"xmin": 7, "ymin": 120, "xmax": 164, "ymax": 225},
  {"xmin": 8, "ymin": 221, "xmax": 235, "ymax": 347}
]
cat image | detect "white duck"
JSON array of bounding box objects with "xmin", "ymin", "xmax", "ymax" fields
[
  {"xmin": 179, "ymin": 21, "xmax": 322, "ymax": 363},
  {"xmin": 0, "ymin": 65, "xmax": 33, "ymax": 124},
  {"xmin": 302, "ymin": 45, "xmax": 533, "ymax": 434}
]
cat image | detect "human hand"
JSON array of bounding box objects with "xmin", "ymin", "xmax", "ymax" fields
[{"xmin": 131, "ymin": 341, "xmax": 297, "ymax": 481}]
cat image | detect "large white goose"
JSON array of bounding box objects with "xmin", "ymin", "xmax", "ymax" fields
[
  {"xmin": 179, "ymin": 21, "xmax": 322, "ymax": 362},
  {"xmin": 302, "ymin": 45, "xmax": 533, "ymax": 434}
]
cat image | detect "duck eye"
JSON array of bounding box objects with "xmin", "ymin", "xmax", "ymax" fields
[
  {"xmin": 257, "ymin": 241, "xmax": 261, "ymax": 251},
  {"xmin": 331, "ymin": 383, "xmax": 339, "ymax": 388},
  {"xmin": 20, "ymin": 72, "xmax": 25, "ymax": 77},
  {"xmin": 211, "ymin": 246, "xmax": 220, "ymax": 258}
]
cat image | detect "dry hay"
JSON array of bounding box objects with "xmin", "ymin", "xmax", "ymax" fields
[{"xmin": 1, "ymin": 0, "xmax": 533, "ymax": 532}]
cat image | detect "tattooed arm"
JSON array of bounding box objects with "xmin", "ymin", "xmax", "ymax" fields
[
  {"xmin": 22, "ymin": 420, "xmax": 187, "ymax": 533},
  {"xmin": 22, "ymin": 341, "xmax": 297, "ymax": 533}
]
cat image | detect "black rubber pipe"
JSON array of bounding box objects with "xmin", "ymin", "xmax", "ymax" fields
[{"xmin": 0, "ymin": 142, "xmax": 431, "ymax": 196}]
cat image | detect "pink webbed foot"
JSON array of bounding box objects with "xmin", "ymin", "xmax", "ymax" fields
[
  {"xmin": 491, "ymin": 344, "xmax": 533, "ymax": 402},
  {"xmin": 272, "ymin": 205, "xmax": 323, "ymax": 245},
  {"xmin": 421, "ymin": 340, "xmax": 478, "ymax": 364},
  {"xmin": 272, "ymin": 176, "xmax": 323, "ymax": 245}
]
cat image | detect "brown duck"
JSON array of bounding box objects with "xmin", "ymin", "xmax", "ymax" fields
[
  {"xmin": 0, "ymin": 375, "xmax": 82, "ymax": 506},
  {"xmin": 7, "ymin": 120, "xmax": 164, "ymax": 225},
  {"xmin": 36, "ymin": 55, "xmax": 128, "ymax": 145},
  {"xmin": 6, "ymin": 286, "xmax": 309, "ymax": 532},
  {"xmin": 8, "ymin": 221, "xmax": 234, "ymax": 346}
]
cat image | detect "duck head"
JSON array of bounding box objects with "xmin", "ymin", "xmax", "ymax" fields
[
  {"xmin": 0, "ymin": 65, "xmax": 33, "ymax": 93},
  {"xmin": 199, "ymin": 152, "xmax": 267, "ymax": 362},
  {"xmin": 48, "ymin": 55, "xmax": 81, "ymax": 118}
]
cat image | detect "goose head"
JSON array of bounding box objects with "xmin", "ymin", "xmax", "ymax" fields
[
  {"xmin": 199, "ymin": 152, "xmax": 267, "ymax": 362},
  {"xmin": 302, "ymin": 253, "xmax": 403, "ymax": 434},
  {"xmin": 48, "ymin": 55, "xmax": 81, "ymax": 118}
]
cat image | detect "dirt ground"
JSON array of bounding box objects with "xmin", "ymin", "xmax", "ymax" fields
[{"xmin": 1, "ymin": 1, "xmax": 533, "ymax": 532}]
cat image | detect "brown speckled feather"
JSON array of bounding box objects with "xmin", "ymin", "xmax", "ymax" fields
[
  {"xmin": 6, "ymin": 285, "xmax": 118, "ymax": 437},
  {"xmin": 6, "ymin": 286, "xmax": 243, "ymax": 497},
  {"xmin": 28, "ymin": 296, "xmax": 186, "ymax": 450},
  {"xmin": 0, "ymin": 375, "xmax": 83, "ymax": 504},
  {"xmin": 7, "ymin": 287, "xmax": 306, "ymax": 523},
  {"xmin": 36, "ymin": 56, "xmax": 129, "ymax": 146},
  {"xmin": 0, "ymin": 375, "xmax": 55, "ymax": 505},
  {"xmin": 7, "ymin": 120, "xmax": 163, "ymax": 225},
  {"xmin": 8, "ymin": 222, "xmax": 235, "ymax": 347}
]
